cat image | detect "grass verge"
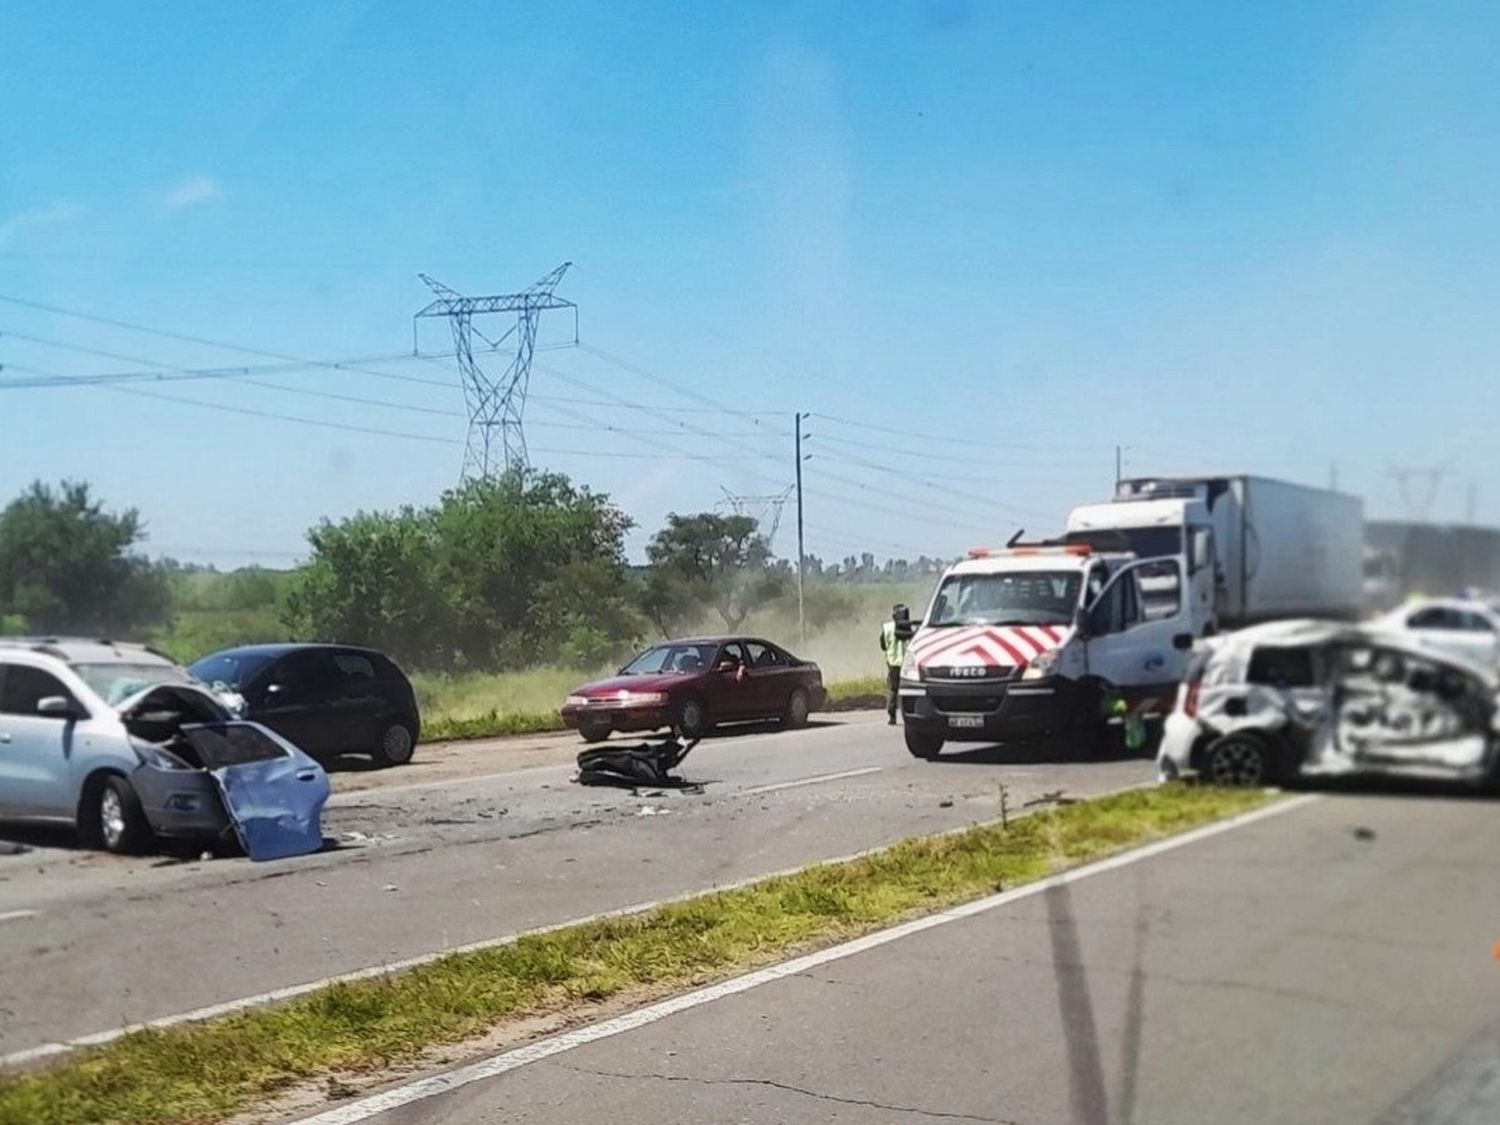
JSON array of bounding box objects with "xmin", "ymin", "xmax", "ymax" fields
[
  {"xmin": 418, "ymin": 674, "xmax": 888, "ymax": 742},
  {"xmin": 0, "ymin": 784, "xmax": 1273, "ymax": 1125}
]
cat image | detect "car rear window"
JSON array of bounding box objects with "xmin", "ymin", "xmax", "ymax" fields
[{"xmin": 1247, "ymin": 646, "xmax": 1317, "ymax": 689}]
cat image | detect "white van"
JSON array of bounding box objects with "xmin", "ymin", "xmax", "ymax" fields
[{"xmin": 898, "ymin": 543, "xmax": 1193, "ymax": 758}]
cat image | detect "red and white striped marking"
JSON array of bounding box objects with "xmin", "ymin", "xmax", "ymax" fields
[{"xmin": 908, "ymin": 624, "xmax": 1069, "ymax": 669}]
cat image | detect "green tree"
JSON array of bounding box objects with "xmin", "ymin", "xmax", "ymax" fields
[
  {"xmin": 0, "ymin": 479, "xmax": 170, "ymax": 635},
  {"xmin": 642, "ymin": 512, "xmax": 786, "ymax": 634},
  {"xmin": 283, "ymin": 470, "xmax": 640, "ymax": 671}
]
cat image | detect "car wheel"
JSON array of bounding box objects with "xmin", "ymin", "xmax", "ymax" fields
[
  {"xmin": 88, "ymin": 776, "xmax": 152, "ymax": 855},
  {"xmin": 374, "ymin": 720, "xmax": 417, "ymax": 767},
  {"xmin": 904, "ymin": 728, "xmax": 943, "ymax": 759},
  {"xmin": 1202, "ymin": 732, "xmax": 1273, "ymax": 787},
  {"xmin": 675, "ymin": 697, "xmax": 709, "ymax": 740},
  {"xmin": 783, "ymin": 688, "xmax": 811, "ymax": 729},
  {"xmin": 579, "ymin": 720, "xmax": 611, "ymax": 744}
]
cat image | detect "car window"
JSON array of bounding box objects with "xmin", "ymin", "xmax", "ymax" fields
[
  {"xmin": 745, "ymin": 642, "xmax": 784, "ymax": 668},
  {"xmin": 183, "ymin": 723, "xmax": 291, "ymax": 767},
  {"xmin": 1409, "ymin": 607, "xmax": 1461, "ymax": 630},
  {"xmin": 1247, "ymin": 646, "xmax": 1318, "ymax": 689},
  {"xmin": 0, "ymin": 663, "xmax": 77, "ymax": 716},
  {"xmin": 333, "ymin": 653, "xmax": 377, "ymax": 680},
  {"xmin": 1136, "ymin": 558, "xmax": 1182, "ymax": 621},
  {"xmin": 273, "ymin": 650, "xmax": 341, "ymax": 693},
  {"xmin": 1460, "ymin": 612, "xmax": 1495, "ymax": 633},
  {"xmin": 720, "ymin": 642, "xmax": 750, "ymax": 666}
]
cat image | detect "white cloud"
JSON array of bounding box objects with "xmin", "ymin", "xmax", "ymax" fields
[
  {"xmin": 160, "ymin": 175, "xmax": 223, "ymax": 210},
  {"xmin": 0, "ymin": 200, "xmax": 84, "ymax": 248}
]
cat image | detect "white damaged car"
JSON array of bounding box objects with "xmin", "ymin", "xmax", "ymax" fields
[
  {"xmin": 1157, "ymin": 619, "xmax": 1500, "ymax": 789},
  {"xmin": 0, "ymin": 638, "xmax": 330, "ymax": 859}
]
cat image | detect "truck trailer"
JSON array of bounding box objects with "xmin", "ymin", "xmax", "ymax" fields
[{"xmin": 1065, "ymin": 475, "xmax": 1364, "ymax": 634}]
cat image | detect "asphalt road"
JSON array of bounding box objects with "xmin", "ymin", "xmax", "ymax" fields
[
  {"xmin": 321, "ymin": 788, "xmax": 1500, "ymax": 1125},
  {"xmin": 0, "ymin": 713, "xmax": 1151, "ymax": 1059}
]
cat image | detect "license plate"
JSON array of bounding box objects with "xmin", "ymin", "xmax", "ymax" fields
[{"xmin": 948, "ymin": 715, "xmax": 984, "ymax": 729}]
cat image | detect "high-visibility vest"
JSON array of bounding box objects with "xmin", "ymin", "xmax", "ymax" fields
[{"xmin": 880, "ymin": 620, "xmax": 907, "ymax": 667}]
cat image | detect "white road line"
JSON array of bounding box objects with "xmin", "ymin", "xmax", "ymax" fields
[
  {"xmin": 0, "ymin": 910, "xmax": 38, "ymax": 924},
  {"xmin": 741, "ymin": 766, "xmax": 882, "ymax": 795},
  {"xmin": 291, "ymin": 793, "xmax": 1321, "ymax": 1125}
]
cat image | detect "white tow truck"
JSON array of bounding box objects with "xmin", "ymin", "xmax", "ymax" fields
[{"xmin": 898, "ymin": 539, "xmax": 1194, "ymax": 758}]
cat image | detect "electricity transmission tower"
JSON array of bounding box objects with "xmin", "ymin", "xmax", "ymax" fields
[
  {"xmin": 413, "ymin": 263, "xmax": 577, "ymax": 479},
  {"xmin": 717, "ymin": 485, "xmax": 794, "ymax": 549},
  {"xmin": 1389, "ymin": 465, "xmax": 1448, "ymax": 522}
]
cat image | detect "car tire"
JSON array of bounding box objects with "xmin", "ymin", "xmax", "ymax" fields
[
  {"xmin": 84, "ymin": 775, "xmax": 153, "ymax": 855},
  {"xmin": 675, "ymin": 697, "xmax": 710, "ymax": 740},
  {"xmin": 374, "ymin": 719, "xmax": 417, "ymax": 767},
  {"xmin": 1202, "ymin": 732, "xmax": 1275, "ymax": 787},
  {"xmin": 783, "ymin": 688, "xmax": 811, "ymax": 729},
  {"xmin": 904, "ymin": 728, "xmax": 944, "ymax": 759},
  {"xmin": 579, "ymin": 720, "xmax": 611, "ymax": 744}
]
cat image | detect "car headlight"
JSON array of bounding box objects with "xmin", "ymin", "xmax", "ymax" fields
[
  {"xmin": 1020, "ymin": 649, "xmax": 1060, "ymax": 681},
  {"xmin": 135, "ymin": 744, "xmax": 191, "ymax": 770},
  {"xmin": 564, "ymin": 694, "xmax": 592, "ymax": 707},
  {"xmin": 614, "ymin": 691, "xmax": 667, "ymax": 706},
  {"xmin": 900, "ymin": 652, "xmax": 918, "ymax": 679}
]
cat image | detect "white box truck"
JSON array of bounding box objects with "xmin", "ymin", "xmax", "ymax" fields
[{"xmin": 1065, "ymin": 475, "xmax": 1364, "ymax": 635}]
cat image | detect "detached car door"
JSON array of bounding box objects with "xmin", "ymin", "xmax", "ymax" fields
[
  {"xmin": 0, "ymin": 662, "xmax": 84, "ymax": 820},
  {"xmin": 181, "ymin": 722, "xmax": 331, "ymax": 861}
]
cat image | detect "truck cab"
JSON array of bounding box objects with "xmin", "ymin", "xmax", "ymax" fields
[
  {"xmin": 898, "ymin": 543, "xmax": 1194, "ymax": 758},
  {"xmin": 1066, "ymin": 486, "xmax": 1222, "ymax": 635}
]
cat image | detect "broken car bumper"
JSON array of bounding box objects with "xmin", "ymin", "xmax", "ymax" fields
[{"xmin": 130, "ymin": 765, "xmax": 231, "ymax": 839}]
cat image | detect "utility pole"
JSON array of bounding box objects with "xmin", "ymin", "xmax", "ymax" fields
[
  {"xmin": 1114, "ymin": 445, "xmax": 1125, "ymax": 489},
  {"xmin": 1329, "ymin": 461, "xmax": 1339, "ymax": 491},
  {"xmin": 413, "ymin": 263, "xmax": 577, "ymax": 480},
  {"xmin": 795, "ymin": 412, "xmax": 808, "ymax": 651}
]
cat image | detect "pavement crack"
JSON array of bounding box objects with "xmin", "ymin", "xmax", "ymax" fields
[{"xmin": 552, "ymin": 1062, "xmax": 1019, "ymax": 1122}]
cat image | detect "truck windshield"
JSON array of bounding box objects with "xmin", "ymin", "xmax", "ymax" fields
[
  {"xmin": 929, "ymin": 571, "xmax": 1082, "ymax": 627},
  {"xmin": 1120, "ymin": 528, "xmax": 1182, "ymax": 559}
]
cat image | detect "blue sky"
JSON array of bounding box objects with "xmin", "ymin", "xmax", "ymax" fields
[{"xmin": 2, "ymin": 0, "xmax": 1497, "ymax": 567}]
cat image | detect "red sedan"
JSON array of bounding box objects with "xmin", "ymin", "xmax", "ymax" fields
[{"xmin": 560, "ymin": 636, "xmax": 827, "ymax": 742}]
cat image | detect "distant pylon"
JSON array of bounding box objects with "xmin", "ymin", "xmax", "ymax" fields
[
  {"xmin": 717, "ymin": 485, "xmax": 795, "ymax": 548},
  {"xmin": 414, "ymin": 264, "xmax": 576, "ymax": 479}
]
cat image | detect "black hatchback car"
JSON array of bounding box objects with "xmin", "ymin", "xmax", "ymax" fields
[{"xmin": 189, "ymin": 644, "xmax": 421, "ymax": 767}]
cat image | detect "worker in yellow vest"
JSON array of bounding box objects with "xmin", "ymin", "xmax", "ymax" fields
[{"xmin": 880, "ymin": 604, "xmax": 912, "ymax": 725}]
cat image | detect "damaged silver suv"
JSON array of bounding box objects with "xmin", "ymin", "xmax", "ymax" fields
[
  {"xmin": 1157, "ymin": 619, "xmax": 1500, "ymax": 789},
  {"xmin": 0, "ymin": 638, "xmax": 330, "ymax": 858}
]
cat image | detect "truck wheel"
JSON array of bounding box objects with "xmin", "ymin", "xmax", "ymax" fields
[
  {"xmin": 904, "ymin": 728, "xmax": 944, "ymax": 759},
  {"xmin": 1202, "ymin": 732, "xmax": 1273, "ymax": 787},
  {"xmin": 675, "ymin": 697, "xmax": 710, "ymax": 740}
]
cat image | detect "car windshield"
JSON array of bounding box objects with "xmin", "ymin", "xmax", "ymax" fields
[
  {"xmin": 188, "ymin": 652, "xmax": 276, "ymax": 692},
  {"xmin": 620, "ymin": 643, "xmax": 720, "ymax": 675},
  {"xmin": 71, "ymin": 661, "xmax": 192, "ymax": 706},
  {"xmin": 929, "ymin": 571, "xmax": 1082, "ymax": 627}
]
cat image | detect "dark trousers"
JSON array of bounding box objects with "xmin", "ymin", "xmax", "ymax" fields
[{"xmin": 886, "ymin": 666, "xmax": 901, "ymax": 719}]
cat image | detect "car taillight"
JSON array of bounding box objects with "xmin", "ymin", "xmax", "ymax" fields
[{"xmin": 1182, "ymin": 676, "xmax": 1202, "ymax": 719}]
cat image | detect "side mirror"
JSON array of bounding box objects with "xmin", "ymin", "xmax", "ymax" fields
[
  {"xmin": 36, "ymin": 695, "xmax": 81, "ymax": 720},
  {"xmin": 1172, "ymin": 633, "xmax": 1194, "ymax": 651},
  {"xmin": 1072, "ymin": 605, "xmax": 1091, "ymax": 640}
]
